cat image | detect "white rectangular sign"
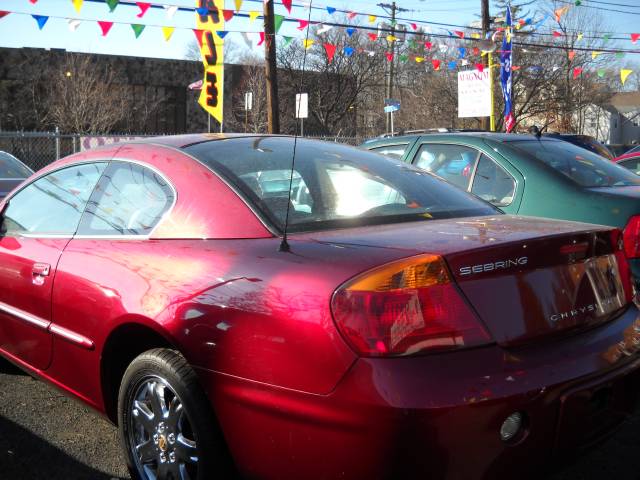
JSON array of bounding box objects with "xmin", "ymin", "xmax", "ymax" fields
[
  {"xmin": 457, "ymin": 70, "xmax": 491, "ymax": 118},
  {"xmin": 296, "ymin": 93, "xmax": 308, "ymax": 119},
  {"xmin": 244, "ymin": 92, "xmax": 253, "ymax": 111}
]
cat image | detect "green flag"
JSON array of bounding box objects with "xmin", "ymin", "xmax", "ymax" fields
[
  {"xmin": 106, "ymin": 0, "xmax": 119, "ymax": 12},
  {"xmin": 274, "ymin": 14, "xmax": 284, "ymax": 33},
  {"xmin": 131, "ymin": 24, "xmax": 145, "ymax": 38}
]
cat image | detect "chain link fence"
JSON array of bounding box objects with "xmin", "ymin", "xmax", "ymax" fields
[{"xmin": 0, "ymin": 131, "xmax": 365, "ymax": 172}]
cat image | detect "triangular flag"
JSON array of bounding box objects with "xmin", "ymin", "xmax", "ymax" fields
[
  {"xmin": 410, "ymin": 22, "xmax": 417, "ymax": 30},
  {"xmin": 621, "ymin": 69, "xmax": 633, "ymax": 85},
  {"xmin": 257, "ymin": 31, "xmax": 265, "ymax": 46},
  {"xmin": 282, "ymin": 0, "xmax": 292, "ymax": 13},
  {"xmin": 472, "ymin": 47, "xmax": 480, "ymax": 55},
  {"xmin": 234, "ymin": 0, "xmax": 243, "ymax": 12},
  {"xmin": 106, "ymin": 0, "xmax": 119, "ymax": 12},
  {"xmin": 554, "ymin": 6, "xmax": 569, "ymax": 21},
  {"xmin": 346, "ymin": 11, "xmax": 357, "ymax": 20},
  {"xmin": 424, "ymin": 41, "xmax": 432, "ymax": 50},
  {"xmin": 193, "ymin": 29, "xmax": 204, "ymax": 47},
  {"xmin": 603, "ymin": 34, "xmax": 610, "ymax": 42},
  {"xmin": 196, "ymin": 7, "xmax": 208, "ymax": 16},
  {"xmin": 29, "ymin": 0, "xmax": 37, "ymax": 3},
  {"xmin": 282, "ymin": 36, "xmax": 293, "ymax": 47},
  {"xmin": 162, "ymin": 26, "xmax": 174, "ymax": 41},
  {"xmin": 346, "ymin": 27, "xmax": 356, "ymax": 37},
  {"xmin": 448, "ymin": 61, "xmax": 457, "ymax": 70},
  {"xmin": 67, "ymin": 19, "xmax": 81, "ymax": 31},
  {"xmin": 399, "ymin": 54, "xmax": 408, "ymax": 63},
  {"xmin": 216, "ymin": 30, "xmax": 229, "ymax": 39},
  {"xmin": 573, "ymin": 67, "xmax": 583, "ymax": 79},
  {"xmin": 136, "ymin": 2, "xmax": 151, "ymax": 18},
  {"xmin": 386, "ymin": 35, "xmax": 397, "ymax": 42},
  {"xmin": 432, "ymin": 59, "xmax": 441, "ymax": 70},
  {"xmin": 475, "ymin": 63, "xmax": 484, "ymax": 72},
  {"xmin": 249, "ymin": 11, "xmax": 260, "ymax": 22},
  {"xmin": 274, "ymin": 14, "xmax": 284, "ymax": 33},
  {"xmin": 616, "ymin": 52, "xmax": 625, "ymax": 59},
  {"xmin": 461, "ymin": 59, "xmax": 469, "ymax": 66},
  {"xmin": 98, "ymin": 20, "xmax": 114, "ymax": 36},
  {"xmin": 367, "ymin": 33, "xmax": 377, "ymax": 41},
  {"xmin": 453, "ymin": 30, "xmax": 464, "ymax": 39},
  {"xmin": 0, "ymin": 11, "xmax": 10, "ymax": 20},
  {"xmin": 164, "ymin": 5, "xmax": 177, "ymax": 18},
  {"xmin": 511, "ymin": 66, "xmax": 521, "ymax": 71},
  {"xmin": 575, "ymin": 0, "xmax": 581, "ymax": 5},
  {"xmin": 72, "ymin": 0, "xmax": 83, "ymax": 13},
  {"xmin": 317, "ymin": 24, "xmax": 332, "ymax": 34},
  {"xmin": 631, "ymin": 33, "xmax": 640, "ymax": 44},
  {"xmin": 222, "ymin": 10, "xmax": 234, "ymax": 21},
  {"xmin": 303, "ymin": 39, "xmax": 314, "ymax": 49},
  {"xmin": 568, "ymin": 50, "xmax": 575, "ymax": 61},
  {"xmin": 552, "ymin": 31, "xmax": 562, "ymax": 37},
  {"xmin": 297, "ymin": 19, "xmax": 309, "ymax": 30},
  {"xmin": 458, "ymin": 47, "xmax": 465, "ymax": 58},
  {"xmin": 414, "ymin": 56, "xmax": 424, "ymax": 63},
  {"xmin": 240, "ymin": 31, "xmax": 252, "ymax": 48},
  {"xmin": 597, "ymin": 69, "xmax": 606, "ymax": 78},
  {"xmin": 591, "ymin": 51, "xmax": 602, "ymax": 60},
  {"xmin": 324, "ymin": 43, "xmax": 336, "ymax": 63},
  {"xmin": 344, "ymin": 46, "xmax": 354, "ymax": 56},
  {"xmin": 368, "ymin": 15, "xmax": 376, "ymax": 23},
  {"xmin": 385, "ymin": 52, "xmax": 394, "ymax": 62},
  {"xmin": 326, "ymin": 6, "xmax": 336, "ymax": 14},
  {"xmin": 131, "ymin": 24, "xmax": 145, "ymax": 38},
  {"xmin": 32, "ymin": 15, "xmax": 49, "ymax": 30},
  {"xmin": 577, "ymin": 33, "xmax": 583, "ymax": 41}
]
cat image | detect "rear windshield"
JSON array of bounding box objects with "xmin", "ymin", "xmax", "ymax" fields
[
  {"xmin": 510, "ymin": 140, "xmax": 640, "ymax": 188},
  {"xmin": 0, "ymin": 152, "xmax": 32, "ymax": 179},
  {"xmin": 186, "ymin": 137, "xmax": 498, "ymax": 233}
]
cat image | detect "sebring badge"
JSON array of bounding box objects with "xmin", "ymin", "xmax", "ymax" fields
[{"xmin": 459, "ymin": 257, "xmax": 528, "ymax": 276}]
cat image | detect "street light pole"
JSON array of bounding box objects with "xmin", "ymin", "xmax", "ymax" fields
[
  {"xmin": 481, "ymin": 0, "xmax": 491, "ymax": 131},
  {"xmin": 264, "ymin": 0, "xmax": 280, "ymax": 134}
]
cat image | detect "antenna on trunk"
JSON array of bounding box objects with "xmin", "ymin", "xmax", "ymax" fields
[{"xmin": 279, "ymin": 0, "xmax": 314, "ymax": 253}]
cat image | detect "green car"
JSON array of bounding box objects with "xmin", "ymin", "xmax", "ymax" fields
[{"xmin": 362, "ymin": 132, "xmax": 640, "ymax": 280}]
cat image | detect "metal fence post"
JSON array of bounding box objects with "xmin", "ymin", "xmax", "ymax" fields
[{"xmin": 55, "ymin": 127, "xmax": 60, "ymax": 160}]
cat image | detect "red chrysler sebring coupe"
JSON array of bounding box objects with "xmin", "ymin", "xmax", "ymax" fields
[{"xmin": 0, "ymin": 134, "xmax": 639, "ymax": 480}]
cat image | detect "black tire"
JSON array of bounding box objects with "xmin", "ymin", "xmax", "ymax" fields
[{"xmin": 117, "ymin": 348, "xmax": 233, "ymax": 480}]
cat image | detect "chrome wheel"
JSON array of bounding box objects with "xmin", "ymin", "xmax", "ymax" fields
[{"xmin": 128, "ymin": 376, "xmax": 198, "ymax": 480}]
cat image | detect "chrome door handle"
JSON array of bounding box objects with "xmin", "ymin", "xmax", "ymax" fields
[{"xmin": 33, "ymin": 263, "xmax": 50, "ymax": 276}]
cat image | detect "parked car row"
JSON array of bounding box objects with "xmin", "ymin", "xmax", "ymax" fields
[{"xmin": 0, "ymin": 134, "xmax": 639, "ymax": 480}]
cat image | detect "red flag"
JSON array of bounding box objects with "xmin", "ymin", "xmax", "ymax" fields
[
  {"xmin": 473, "ymin": 47, "xmax": 479, "ymax": 55},
  {"xmin": 297, "ymin": 19, "xmax": 309, "ymax": 30},
  {"xmin": 193, "ymin": 29, "xmax": 204, "ymax": 47},
  {"xmin": 368, "ymin": 33, "xmax": 377, "ymax": 41},
  {"xmin": 324, "ymin": 43, "xmax": 337, "ymax": 63},
  {"xmin": 385, "ymin": 52, "xmax": 394, "ymax": 62},
  {"xmin": 424, "ymin": 41, "xmax": 432, "ymax": 50},
  {"xmin": 573, "ymin": 67, "xmax": 583, "ymax": 79},
  {"xmin": 282, "ymin": 0, "xmax": 292, "ymax": 13},
  {"xmin": 29, "ymin": 0, "xmax": 37, "ymax": 3},
  {"xmin": 432, "ymin": 59, "xmax": 441, "ymax": 70},
  {"xmin": 98, "ymin": 21, "xmax": 114, "ymax": 36},
  {"xmin": 552, "ymin": 30, "xmax": 562, "ymax": 38},
  {"xmin": 347, "ymin": 11, "xmax": 357, "ymax": 20},
  {"xmin": 136, "ymin": 2, "xmax": 151, "ymax": 18},
  {"xmin": 518, "ymin": 19, "xmax": 525, "ymax": 26},
  {"xmin": 475, "ymin": 63, "xmax": 484, "ymax": 72},
  {"xmin": 453, "ymin": 30, "xmax": 464, "ymax": 39},
  {"xmin": 0, "ymin": 11, "xmax": 10, "ymax": 19},
  {"xmin": 222, "ymin": 9, "xmax": 234, "ymax": 21},
  {"xmin": 410, "ymin": 22, "xmax": 417, "ymax": 30},
  {"xmin": 257, "ymin": 31, "xmax": 265, "ymax": 46},
  {"xmin": 511, "ymin": 66, "xmax": 521, "ymax": 71},
  {"xmin": 568, "ymin": 50, "xmax": 576, "ymax": 61},
  {"xmin": 631, "ymin": 33, "xmax": 640, "ymax": 44}
]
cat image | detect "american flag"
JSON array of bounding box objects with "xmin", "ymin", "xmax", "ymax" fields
[{"xmin": 500, "ymin": 5, "xmax": 515, "ymax": 132}]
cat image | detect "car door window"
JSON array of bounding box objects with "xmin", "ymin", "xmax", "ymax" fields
[
  {"xmin": 1, "ymin": 163, "xmax": 106, "ymax": 236},
  {"xmin": 471, "ymin": 154, "xmax": 516, "ymax": 207},
  {"xmin": 78, "ymin": 161, "xmax": 175, "ymax": 236},
  {"xmin": 370, "ymin": 144, "xmax": 409, "ymax": 159},
  {"xmin": 413, "ymin": 144, "xmax": 479, "ymax": 190},
  {"xmin": 619, "ymin": 159, "xmax": 640, "ymax": 175}
]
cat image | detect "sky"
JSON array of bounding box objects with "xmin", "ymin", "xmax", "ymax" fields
[{"xmin": 0, "ymin": 0, "xmax": 637, "ymax": 63}]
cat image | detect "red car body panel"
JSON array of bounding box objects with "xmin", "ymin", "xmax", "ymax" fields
[{"xmin": 0, "ymin": 136, "xmax": 639, "ymax": 479}]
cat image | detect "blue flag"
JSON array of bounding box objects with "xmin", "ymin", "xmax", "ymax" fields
[{"xmin": 500, "ymin": 5, "xmax": 515, "ymax": 132}]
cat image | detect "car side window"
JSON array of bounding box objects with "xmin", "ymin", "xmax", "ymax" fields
[
  {"xmin": 1, "ymin": 163, "xmax": 106, "ymax": 236},
  {"xmin": 78, "ymin": 161, "xmax": 175, "ymax": 236},
  {"xmin": 370, "ymin": 144, "xmax": 408, "ymax": 159},
  {"xmin": 620, "ymin": 159, "xmax": 640, "ymax": 175},
  {"xmin": 471, "ymin": 154, "xmax": 516, "ymax": 207},
  {"xmin": 413, "ymin": 144, "xmax": 479, "ymax": 190}
]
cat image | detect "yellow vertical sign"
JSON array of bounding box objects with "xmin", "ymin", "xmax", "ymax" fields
[{"xmin": 196, "ymin": 0, "xmax": 224, "ymax": 124}]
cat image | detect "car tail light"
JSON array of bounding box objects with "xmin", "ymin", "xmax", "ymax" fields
[
  {"xmin": 331, "ymin": 254, "xmax": 492, "ymax": 357},
  {"xmin": 612, "ymin": 228, "xmax": 634, "ymax": 302},
  {"xmin": 623, "ymin": 215, "xmax": 640, "ymax": 259}
]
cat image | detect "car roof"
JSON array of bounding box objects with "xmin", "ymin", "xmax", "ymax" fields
[
  {"xmin": 132, "ymin": 133, "xmax": 289, "ymax": 149},
  {"xmin": 363, "ymin": 132, "xmax": 565, "ymax": 145}
]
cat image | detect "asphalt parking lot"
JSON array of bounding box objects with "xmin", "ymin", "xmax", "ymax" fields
[{"xmin": 2, "ymin": 357, "xmax": 640, "ymax": 480}]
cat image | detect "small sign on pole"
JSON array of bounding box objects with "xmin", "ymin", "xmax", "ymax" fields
[
  {"xmin": 244, "ymin": 92, "xmax": 253, "ymax": 111},
  {"xmin": 296, "ymin": 93, "xmax": 308, "ymax": 136},
  {"xmin": 384, "ymin": 99, "xmax": 400, "ymax": 136},
  {"xmin": 457, "ymin": 70, "xmax": 491, "ymax": 118}
]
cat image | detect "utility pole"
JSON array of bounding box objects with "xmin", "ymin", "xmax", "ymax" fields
[
  {"xmin": 264, "ymin": 0, "xmax": 280, "ymax": 134},
  {"xmin": 481, "ymin": 0, "xmax": 491, "ymax": 131},
  {"xmin": 378, "ymin": 2, "xmax": 409, "ymax": 134}
]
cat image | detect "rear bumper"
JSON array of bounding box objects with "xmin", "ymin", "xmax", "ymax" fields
[{"xmin": 196, "ymin": 305, "xmax": 640, "ymax": 480}]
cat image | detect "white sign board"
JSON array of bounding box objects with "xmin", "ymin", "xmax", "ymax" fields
[
  {"xmin": 244, "ymin": 92, "xmax": 253, "ymax": 111},
  {"xmin": 295, "ymin": 93, "xmax": 308, "ymax": 119},
  {"xmin": 457, "ymin": 70, "xmax": 491, "ymax": 118}
]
